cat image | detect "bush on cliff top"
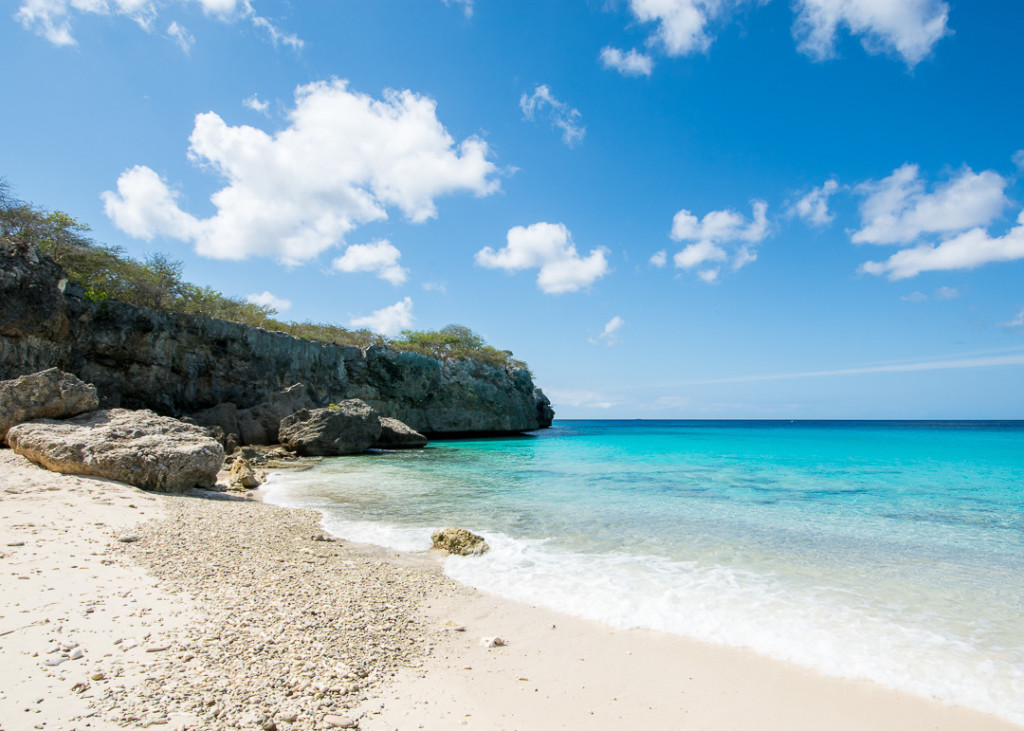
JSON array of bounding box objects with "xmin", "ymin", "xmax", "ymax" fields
[{"xmin": 0, "ymin": 180, "xmax": 528, "ymax": 372}]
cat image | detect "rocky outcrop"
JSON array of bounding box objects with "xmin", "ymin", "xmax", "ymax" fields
[
  {"xmin": 375, "ymin": 416, "xmax": 428, "ymax": 449},
  {"xmin": 228, "ymin": 457, "xmax": 261, "ymax": 489},
  {"xmin": 237, "ymin": 384, "xmax": 315, "ymax": 446},
  {"xmin": 0, "ymin": 368, "xmax": 99, "ymax": 442},
  {"xmin": 278, "ymin": 400, "xmax": 383, "ymax": 456},
  {"xmin": 6, "ymin": 408, "xmax": 223, "ymax": 492},
  {"xmin": 431, "ymin": 526, "xmax": 490, "ymax": 556},
  {"xmin": 1, "ymin": 246, "xmax": 554, "ymax": 436}
]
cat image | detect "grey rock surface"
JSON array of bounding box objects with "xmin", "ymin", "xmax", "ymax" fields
[
  {"xmin": 375, "ymin": 416, "xmax": 428, "ymax": 449},
  {"xmin": 237, "ymin": 384, "xmax": 315, "ymax": 446},
  {"xmin": 278, "ymin": 400, "xmax": 382, "ymax": 456},
  {"xmin": 0, "ymin": 367, "xmax": 99, "ymax": 442},
  {"xmin": 6, "ymin": 408, "xmax": 223, "ymax": 492}
]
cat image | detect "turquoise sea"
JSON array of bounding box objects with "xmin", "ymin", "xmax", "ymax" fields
[{"xmin": 263, "ymin": 420, "xmax": 1024, "ymax": 724}]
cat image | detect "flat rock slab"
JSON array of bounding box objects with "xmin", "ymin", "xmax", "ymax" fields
[
  {"xmin": 375, "ymin": 416, "xmax": 428, "ymax": 449},
  {"xmin": 6, "ymin": 408, "xmax": 224, "ymax": 493},
  {"xmin": 0, "ymin": 368, "xmax": 99, "ymax": 442}
]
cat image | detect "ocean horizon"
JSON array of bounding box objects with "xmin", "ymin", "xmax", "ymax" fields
[{"xmin": 263, "ymin": 418, "xmax": 1024, "ymax": 724}]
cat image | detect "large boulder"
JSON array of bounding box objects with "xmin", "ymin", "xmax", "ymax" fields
[
  {"xmin": 374, "ymin": 416, "xmax": 428, "ymax": 449},
  {"xmin": 278, "ymin": 399, "xmax": 382, "ymax": 456},
  {"xmin": 431, "ymin": 527, "xmax": 490, "ymax": 556},
  {"xmin": 191, "ymin": 402, "xmax": 240, "ymax": 441},
  {"xmin": 0, "ymin": 368, "xmax": 99, "ymax": 443},
  {"xmin": 237, "ymin": 384, "xmax": 315, "ymax": 445},
  {"xmin": 6, "ymin": 408, "xmax": 223, "ymax": 493}
]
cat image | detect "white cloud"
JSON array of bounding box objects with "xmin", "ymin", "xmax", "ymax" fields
[
  {"xmin": 790, "ymin": 179, "xmax": 839, "ymax": 226},
  {"xmin": 475, "ymin": 222, "xmax": 610, "ymax": 295},
  {"xmin": 16, "ymin": 0, "xmax": 301, "ymax": 49},
  {"xmin": 422, "ymin": 281, "xmax": 447, "ymax": 294},
  {"xmin": 599, "ymin": 46, "xmax": 654, "ymax": 77},
  {"xmin": 852, "ymin": 164, "xmax": 1009, "ymax": 245},
  {"xmin": 1000, "ymin": 307, "xmax": 1024, "ymax": 330},
  {"xmin": 349, "ymin": 297, "xmax": 414, "ymax": 336},
  {"xmin": 331, "ymin": 239, "xmax": 408, "ymax": 285},
  {"xmin": 545, "ymin": 388, "xmax": 619, "ymax": 410},
  {"xmin": 934, "ymin": 285, "xmax": 959, "ymax": 300},
  {"xmin": 670, "ymin": 200, "xmax": 769, "ymax": 277},
  {"xmin": 860, "ymin": 209, "xmax": 1024, "ymax": 280},
  {"xmin": 243, "ymin": 94, "xmax": 270, "ymax": 114},
  {"xmin": 628, "ymin": 0, "xmax": 719, "ymax": 56},
  {"xmin": 442, "ymin": 0, "xmax": 473, "ymax": 17},
  {"xmin": 793, "ymin": 0, "xmax": 950, "ymax": 66},
  {"xmin": 901, "ymin": 291, "xmax": 927, "ymax": 302},
  {"xmin": 167, "ymin": 20, "xmax": 193, "ymax": 53},
  {"xmin": 520, "ymin": 85, "xmax": 585, "ymax": 147},
  {"xmin": 590, "ymin": 316, "xmax": 625, "ymax": 346},
  {"xmin": 245, "ymin": 290, "xmax": 291, "ymax": 312},
  {"xmin": 649, "ymin": 249, "xmax": 668, "ymax": 267},
  {"xmin": 1014, "ymin": 150, "xmax": 1024, "ymax": 171},
  {"xmin": 103, "ymin": 79, "xmax": 499, "ymax": 265}
]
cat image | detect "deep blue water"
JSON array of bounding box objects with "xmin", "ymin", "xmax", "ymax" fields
[{"xmin": 264, "ymin": 420, "xmax": 1024, "ymax": 723}]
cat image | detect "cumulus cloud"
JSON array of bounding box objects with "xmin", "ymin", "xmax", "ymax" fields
[
  {"xmin": 1014, "ymin": 150, "xmax": 1024, "ymax": 171},
  {"xmin": 103, "ymin": 79, "xmax": 499, "ymax": 265},
  {"xmin": 167, "ymin": 20, "xmax": 194, "ymax": 53},
  {"xmin": 628, "ymin": 0, "xmax": 720, "ymax": 56},
  {"xmin": 349, "ymin": 297, "xmax": 414, "ymax": 336},
  {"xmin": 475, "ymin": 222, "xmax": 610, "ymax": 295},
  {"xmin": 934, "ymin": 285, "xmax": 959, "ymax": 300},
  {"xmin": 793, "ymin": 0, "xmax": 950, "ymax": 66},
  {"xmin": 545, "ymin": 388, "xmax": 619, "ymax": 410},
  {"xmin": 16, "ymin": 0, "xmax": 301, "ymax": 49},
  {"xmin": 790, "ymin": 179, "xmax": 839, "ymax": 226},
  {"xmin": 331, "ymin": 239, "xmax": 408, "ymax": 285},
  {"xmin": 590, "ymin": 316, "xmax": 625, "ymax": 346},
  {"xmin": 243, "ymin": 93, "xmax": 269, "ymax": 114},
  {"xmin": 599, "ymin": 46, "xmax": 654, "ymax": 76},
  {"xmin": 852, "ymin": 164, "xmax": 1008, "ymax": 245},
  {"xmin": 520, "ymin": 85, "xmax": 585, "ymax": 147},
  {"xmin": 860, "ymin": 209, "xmax": 1024, "ymax": 280},
  {"xmin": 649, "ymin": 249, "xmax": 668, "ymax": 267},
  {"xmin": 670, "ymin": 200, "xmax": 769, "ymax": 281},
  {"xmin": 245, "ymin": 290, "xmax": 291, "ymax": 312}
]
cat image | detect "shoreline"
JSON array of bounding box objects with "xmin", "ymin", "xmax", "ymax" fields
[{"xmin": 1, "ymin": 450, "xmax": 1020, "ymax": 730}]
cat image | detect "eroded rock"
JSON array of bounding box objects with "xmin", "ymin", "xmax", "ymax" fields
[
  {"xmin": 237, "ymin": 384, "xmax": 315, "ymax": 446},
  {"xmin": 6, "ymin": 408, "xmax": 223, "ymax": 492},
  {"xmin": 374, "ymin": 416, "xmax": 428, "ymax": 449},
  {"xmin": 228, "ymin": 457, "xmax": 260, "ymax": 489},
  {"xmin": 0, "ymin": 368, "xmax": 99, "ymax": 442},
  {"xmin": 278, "ymin": 400, "xmax": 382, "ymax": 456},
  {"xmin": 431, "ymin": 526, "xmax": 490, "ymax": 556}
]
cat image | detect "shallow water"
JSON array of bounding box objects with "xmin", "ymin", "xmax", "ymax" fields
[{"xmin": 263, "ymin": 420, "xmax": 1024, "ymax": 724}]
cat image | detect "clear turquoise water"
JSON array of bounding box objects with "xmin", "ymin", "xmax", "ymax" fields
[{"xmin": 263, "ymin": 420, "xmax": 1024, "ymax": 723}]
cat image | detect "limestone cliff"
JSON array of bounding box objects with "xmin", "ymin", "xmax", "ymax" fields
[{"xmin": 0, "ymin": 243, "xmax": 554, "ymax": 436}]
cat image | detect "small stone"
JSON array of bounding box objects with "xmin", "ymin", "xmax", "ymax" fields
[
  {"xmin": 44, "ymin": 656, "xmax": 69, "ymax": 667},
  {"xmin": 90, "ymin": 671, "xmax": 106, "ymax": 680},
  {"xmin": 6, "ymin": 541, "xmax": 25, "ymax": 547},
  {"xmin": 480, "ymin": 636, "xmax": 506, "ymax": 648},
  {"xmin": 69, "ymin": 648, "xmax": 84, "ymax": 660},
  {"xmin": 277, "ymin": 712, "xmax": 298, "ymax": 723},
  {"xmin": 323, "ymin": 715, "xmax": 358, "ymax": 728},
  {"xmin": 118, "ymin": 534, "xmax": 141, "ymax": 543}
]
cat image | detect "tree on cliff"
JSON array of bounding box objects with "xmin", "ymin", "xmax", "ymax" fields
[{"xmin": 1, "ymin": 179, "xmax": 530, "ymax": 371}]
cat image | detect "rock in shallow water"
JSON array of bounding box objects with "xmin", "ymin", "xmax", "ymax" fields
[
  {"xmin": 431, "ymin": 526, "xmax": 490, "ymax": 556},
  {"xmin": 374, "ymin": 416, "xmax": 428, "ymax": 449},
  {"xmin": 6, "ymin": 408, "xmax": 223, "ymax": 492}
]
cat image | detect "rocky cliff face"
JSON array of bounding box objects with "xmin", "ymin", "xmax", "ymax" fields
[{"xmin": 0, "ymin": 243, "xmax": 554, "ymax": 436}]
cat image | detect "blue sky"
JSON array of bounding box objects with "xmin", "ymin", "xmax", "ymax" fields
[{"xmin": 4, "ymin": 0, "xmax": 1023, "ymax": 419}]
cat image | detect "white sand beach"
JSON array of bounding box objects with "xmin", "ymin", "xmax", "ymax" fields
[{"xmin": 1, "ymin": 448, "xmax": 1019, "ymax": 731}]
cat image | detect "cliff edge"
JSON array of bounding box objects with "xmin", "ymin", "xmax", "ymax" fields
[{"xmin": 0, "ymin": 242, "xmax": 554, "ymax": 436}]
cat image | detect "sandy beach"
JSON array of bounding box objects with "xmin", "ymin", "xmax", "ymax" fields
[{"xmin": 1, "ymin": 447, "xmax": 1020, "ymax": 731}]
